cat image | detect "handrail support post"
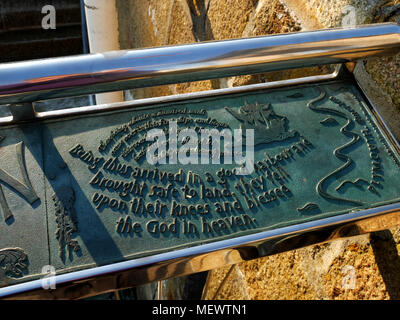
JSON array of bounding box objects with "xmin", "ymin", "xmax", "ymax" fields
[{"xmin": 8, "ymin": 102, "xmax": 36, "ymax": 122}]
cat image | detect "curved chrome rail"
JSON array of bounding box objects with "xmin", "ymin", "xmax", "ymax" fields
[{"xmin": 0, "ymin": 23, "xmax": 399, "ymax": 105}]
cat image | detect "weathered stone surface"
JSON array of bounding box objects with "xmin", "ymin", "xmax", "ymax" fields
[
  {"xmin": 204, "ymin": 232, "xmax": 400, "ymax": 300},
  {"xmin": 205, "ymin": 0, "xmax": 257, "ymax": 40},
  {"xmin": 204, "ymin": 264, "xmax": 251, "ymax": 300},
  {"xmin": 215, "ymin": 0, "xmax": 325, "ymax": 88},
  {"xmin": 365, "ymin": 55, "xmax": 400, "ymax": 109},
  {"xmin": 298, "ymin": 0, "xmax": 380, "ymax": 28},
  {"xmin": 290, "ymin": 0, "xmax": 400, "ymax": 111},
  {"xmin": 116, "ymin": 0, "xmax": 214, "ymax": 99}
]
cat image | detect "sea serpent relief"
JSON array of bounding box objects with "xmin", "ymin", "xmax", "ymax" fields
[{"xmin": 307, "ymin": 87, "xmax": 366, "ymax": 207}]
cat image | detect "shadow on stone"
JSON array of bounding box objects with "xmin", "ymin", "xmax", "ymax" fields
[
  {"xmin": 370, "ymin": 230, "xmax": 400, "ymax": 299},
  {"xmin": 182, "ymin": 271, "xmax": 208, "ymax": 300}
]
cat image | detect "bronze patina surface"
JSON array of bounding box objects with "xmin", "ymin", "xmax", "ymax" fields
[{"xmin": 0, "ymin": 79, "xmax": 400, "ymax": 289}]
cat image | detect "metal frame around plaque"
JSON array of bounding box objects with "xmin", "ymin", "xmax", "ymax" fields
[{"xmin": 0, "ymin": 23, "xmax": 399, "ymax": 299}]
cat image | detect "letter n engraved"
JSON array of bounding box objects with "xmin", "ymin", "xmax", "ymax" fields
[{"xmin": 0, "ymin": 141, "xmax": 39, "ymax": 222}]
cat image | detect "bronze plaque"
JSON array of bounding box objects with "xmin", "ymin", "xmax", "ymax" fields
[{"xmin": 0, "ymin": 79, "xmax": 400, "ymax": 289}]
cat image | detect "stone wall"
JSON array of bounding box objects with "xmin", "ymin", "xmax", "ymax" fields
[{"xmin": 116, "ymin": 0, "xmax": 400, "ymax": 300}]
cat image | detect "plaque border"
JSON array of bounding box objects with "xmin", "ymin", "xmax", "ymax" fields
[{"xmin": 1, "ymin": 65, "xmax": 400, "ymax": 299}]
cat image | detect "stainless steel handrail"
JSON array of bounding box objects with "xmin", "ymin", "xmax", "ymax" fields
[{"xmin": 0, "ymin": 23, "xmax": 399, "ymax": 105}]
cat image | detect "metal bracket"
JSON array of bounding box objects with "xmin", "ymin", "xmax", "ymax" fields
[{"xmin": 8, "ymin": 102, "xmax": 36, "ymax": 122}]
